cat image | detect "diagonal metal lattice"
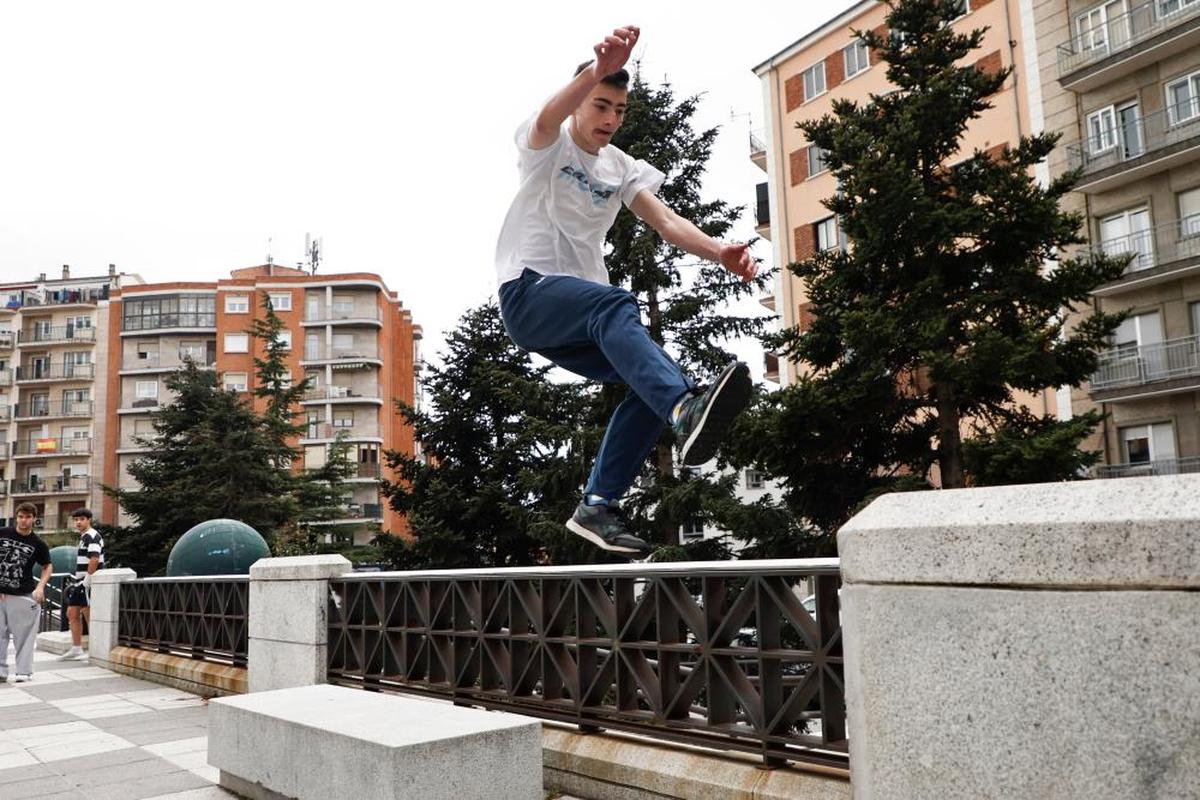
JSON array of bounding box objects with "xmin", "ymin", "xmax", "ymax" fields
[
  {"xmin": 118, "ymin": 577, "xmax": 249, "ymax": 667},
  {"xmin": 327, "ymin": 561, "xmax": 846, "ymax": 769}
]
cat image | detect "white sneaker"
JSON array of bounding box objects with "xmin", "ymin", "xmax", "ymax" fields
[
  {"xmin": 58, "ymin": 647, "xmax": 86, "ymax": 661},
  {"xmin": 14, "ymin": 674, "xmax": 30, "ymax": 683}
]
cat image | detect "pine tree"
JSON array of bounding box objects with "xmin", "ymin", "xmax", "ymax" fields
[
  {"xmin": 738, "ymin": 0, "xmax": 1127, "ymax": 535},
  {"xmin": 602, "ymin": 71, "xmax": 797, "ymax": 552},
  {"xmin": 377, "ymin": 302, "xmax": 602, "ymax": 569}
]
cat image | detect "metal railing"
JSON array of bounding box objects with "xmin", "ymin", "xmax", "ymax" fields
[
  {"xmin": 0, "ymin": 331, "xmax": 13, "ymax": 348},
  {"xmin": 327, "ymin": 560, "xmax": 847, "ymax": 769},
  {"xmin": 13, "ymin": 401, "xmax": 94, "ymax": 420},
  {"xmin": 1094, "ymin": 455, "xmax": 1200, "ymax": 478},
  {"xmin": 305, "ymin": 305, "xmax": 383, "ymax": 323},
  {"xmin": 10, "ymin": 475, "xmax": 93, "ymax": 495},
  {"xmin": 11, "ymin": 437, "xmax": 93, "ymax": 457},
  {"xmin": 17, "ymin": 326, "xmax": 97, "ymax": 344},
  {"xmin": 302, "ymin": 345, "xmax": 381, "ymax": 362},
  {"xmin": 1090, "ymin": 215, "xmax": 1200, "ymax": 274},
  {"xmin": 1067, "ymin": 99, "xmax": 1200, "ymax": 179},
  {"xmin": 750, "ymin": 128, "xmax": 767, "ymax": 158},
  {"xmin": 38, "ymin": 574, "xmax": 72, "ymax": 634},
  {"xmin": 0, "ymin": 369, "xmax": 10, "ymax": 387},
  {"xmin": 303, "ymin": 385, "xmax": 381, "ymax": 401},
  {"xmin": 1058, "ymin": 0, "xmax": 1200, "ymax": 76},
  {"xmin": 0, "ymin": 404, "xmax": 9, "ymax": 422},
  {"xmin": 1090, "ymin": 334, "xmax": 1200, "ymax": 390},
  {"xmin": 118, "ymin": 576, "xmax": 249, "ymax": 667},
  {"xmin": 122, "ymin": 350, "xmax": 216, "ymax": 371},
  {"xmin": 15, "ymin": 363, "xmax": 96, "ymax": 381}
]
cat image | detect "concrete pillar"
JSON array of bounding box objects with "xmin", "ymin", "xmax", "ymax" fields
[
  {"xmin": 87, "ymin": 568, "xmax": 138, "ymax": 667},
  {"xmin": 247, "ymin": 554, "xmax": 351, "ymax": 693},
  {"xmin": 837, "ymin": 475, "xmax": 1200, "ymax": 799}
]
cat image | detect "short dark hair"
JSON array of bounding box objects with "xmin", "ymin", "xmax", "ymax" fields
[
  {"xmin": 15, "ymin": 502, "xmax": 37, "ymax": 517},
  {"xmin": 71, "ymin": 508, "xmax": 94, "ymax": 520},
  {"xmin": 575, "ymin": 61, "xmax": 629, "ymax": 90}
]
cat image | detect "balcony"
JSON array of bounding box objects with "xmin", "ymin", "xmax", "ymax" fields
[
  {"xmin": 301, "ymin": 345, "xmax": 382, "ymax": 366},
  {"xmin": 13, "ymin": 401, "xmax": 94, "ymax": 421},
  {"xmin": 121, "ymin": 312, "xmax": 216, "ymax": 334},
  {"xmin": 302, "ymin": 385, "xmax": 382, "ymax": 404},
  {"xmin": 0, "ymin": 331, "xmax": 12, "ymax": 349},
  {"xmin": 0, "ymin": 369, "xmax": 10, "ymax": 387},
  {"xmin": 15, "ymin": 363, "xmax": 95, "ymax": 383},
  {"xmin": 11, "ymin": 285, "xmax": 110, "ymax": 309},
  {"xmin": 1066, "ymin": 100, "xmax": 1200, "ymax": 192},
  {"xmin": 764, "ymin": 352, "xmax": 781, "ymax": 384},
  {"xmin": 305, "ymin": 502, "xmax": 384, "ymax": 524},
  {"xmin": 303, "ymin": 422, "xmax": 382, "ymax": 441},
  {"xmin": 0, "ymin": 404, "xmax": 10, "ymax": 422},
  {"xmin": 1093, "ymin": 455, "xmax": 1200, "ymax": 478},
  {"xmin": 755, "ymin": 181, "xmax": 771, "ymax": 241},
  {"xmin": 1089, "ymin": 334, "xmax": 1200, "ymax": 400},
  {"xmin": 17, "ymin": 326, "xmax": 97, "ymax": 345},
  {"xmin": 121, "ymin": 349, "xmax": 216, "ymax": 374},
  {"xmin": 10, "ymin": 475, "xmax": 93, "ymax": 496},
  {"xmin": 1058, "ymin": 0, "xmax": 1200, "ymax": 92},
  {"xmin": 11, "ymin": 437, "xmax": 93, "ymax": 458},
  {"xmin": 750, "ymin": 128, "xmax": 767, "ymax": 171},
  {"xmin": 1089, "ymin": 216, "xmax": 1200, "ymax": 295},
  {"xmin": 303, "ymin": 305, "xmax": 383, "ymax": 326}
]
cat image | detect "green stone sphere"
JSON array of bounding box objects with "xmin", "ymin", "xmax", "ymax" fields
[
  {"xmin": 48, "ymin": 545, "xmax": 77, "ymax": 575},
  {"xmin": 166, "ymin": 519, "xmax": 271, "ymax": 577}
]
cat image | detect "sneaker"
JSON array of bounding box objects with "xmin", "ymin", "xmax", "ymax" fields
[
  {"xmin": 0, "ymin": 672, "xmax": 8, "ymax": 684},
  {"xmin": 673, "ymin": 361, "xmax": 753, "ymax": 466},
  {"xmin": 14, "ymin": 674, "xmax": 30, "ymax": 683},
  {"xmin": 566, "ymin": 502, "xmax": 652, "ymax": 555},
  {"xmin": 58, "ymin": 647, "xmax": 85, "ymax": 661}
]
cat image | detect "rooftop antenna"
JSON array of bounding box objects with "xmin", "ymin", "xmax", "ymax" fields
[
  {"xmin": 266, "ymin": 237, "xmax": 274, "ymax": 271},
  {"xmin": 305, "ymin": 233, "xmax": 323, "ymax": 275}
]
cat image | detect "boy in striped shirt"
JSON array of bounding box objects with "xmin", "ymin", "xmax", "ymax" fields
[{"xmin": 58, "ymin": 508, "xmax": 104, "ymax": 661}]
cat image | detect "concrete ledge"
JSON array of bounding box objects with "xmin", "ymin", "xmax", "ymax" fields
[
  {"xmin": 542, "ymin": 724, "xmax": 851, "ymax": 800},
  {"xmin": 249, "ymin": 554, "xmax": 351, "ymax": 581},
  {"xmin": 96, "ymin": 646, "xmax": 246, "ymax": 697},
  {"xmin": 839, "ymin": 475, "xmax": 1200, "ymax": 588},
  {"xmin": 35, "ymin": 631, "xmax": 86, "ymax": 655},
  {"xmin": 208, "ymin": 684, "xmax": 542, "ymax": 800}
]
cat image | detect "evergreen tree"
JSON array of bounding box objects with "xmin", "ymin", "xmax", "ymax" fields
[
  {"xmin": 737, "ymin": 0, "xmax": 1127, "ymax": 536},
  {"xmin": 602, "ymin": 71, "xmax": 796, "ymax": 552},
  {"xmin": 377, "ymin": 302, "xmax": 601, "ymax": 569}
]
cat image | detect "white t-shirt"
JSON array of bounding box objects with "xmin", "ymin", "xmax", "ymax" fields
[{"xmin": 494, "ymin": 116, "xmax": 665, "ymax": 286}]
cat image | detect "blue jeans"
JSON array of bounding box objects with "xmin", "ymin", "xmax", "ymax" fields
[{"xmin": 499, "ymin": 269, "xmax": 693, "ymax": 500}]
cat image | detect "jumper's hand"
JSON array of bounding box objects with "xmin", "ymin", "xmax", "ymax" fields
[
  {"xmin": 33, "ymin": 587, "xmax": 45, "ymax": 604},
  {"xmin": 720, "ymin": 243, "xmax": 758, "ymax": 282},
  {"xmin": 592, "ymin": 25, "xmax": 639, "ymax": 78}
]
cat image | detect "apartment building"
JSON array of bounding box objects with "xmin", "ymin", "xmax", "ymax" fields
[
  {"xmin": 103, "ymin": 264, "xmax": 421, "ymax": 545},
  {"xmin": 751, "ymin": 0, "xmax": 1048, "ymax": 389},
  {"xmin": 0, "ymin": 265, "xmax": 142, "ymax": 531},
  {"xmin": 1035, "ymin": 0, "xmax": 1200, "ymax": 476}
]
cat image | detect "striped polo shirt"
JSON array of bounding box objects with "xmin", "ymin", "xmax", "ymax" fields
[{"xmin": 74, "ymin": 528, "xmax": 105, "ymax": 581}]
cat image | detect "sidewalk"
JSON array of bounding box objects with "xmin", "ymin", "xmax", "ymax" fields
[{"xmin": 0, "ymin": 642, "xmax": 234, "ymax": 800}]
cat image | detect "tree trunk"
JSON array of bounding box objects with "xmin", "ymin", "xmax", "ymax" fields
[
  {"xmin": 935, "ymin": 382, "xmax": 965, "ymax": 489},
  {"xmin": 645, "ymin": 276, "xmax": 677, "ymax": 545}
]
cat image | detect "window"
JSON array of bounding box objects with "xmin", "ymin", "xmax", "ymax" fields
[
  {"xmin": 223, "ymin": 372, "xmax": 248, "ymax": 392},
  {"xmin": 224, "ymin": 333, "xmax": 249, "ymax": 353},
  {"xmin": 1165, "ymin": 70, "xmax": 1200, "ymax": 126},
  {"xmin": 1179, "ymin": 187, "xmax": 1200, "ymax": 237},
  {"xmin": 305, "ymin": 445, "xmax": 327, "ymax": 469},
  {"xmin": 133, "ymin": 418, "xmax": 156, "ymax": 438},
  {"xmin": 947, "ymin": 0, "xmax": 971, "ymax": 20},
  {"xmin": 680, "ymin": 519, "xmax": 705, "ymax": 542},
  {"xmin": 1116, "ymin": 101, "xmax": 1143, "ymax": 159},
  {"xmin": 135, "ymin": 381, "xmax": 158, "ymax": 399},
  {"xmin": 1112, "ymin": 311, "xmax": 1163, "ymax": 353},
  {"xmin": 1120, "ymin": 423, "xmax": 1175, "ymax": 465},
  {"xmin": 225, "ymin": 294, "xmax": 250, "ymax": 314},
  {"xmin": 122, "ymin": 294, "xmax": 214, "ymax": 330},
  {"xmin": 745, "ymin": 469, "xmax": 766, "ymax": 490},
  {"xmin": 1099, "ymin": 207, "xmax": 1153, "ymax": 271},
  {"xmin": 1191, "ymin": 301, "xmax": 1200, "ymax": 334},
  {"xmin": 815, "ymin": 216, "xmax": 848, "ymax": 251},
  {"xmin": 802, "ymin": 62, "xmax": 825, "ymax": 102},
  {"xmin": 807, "ymin": 145, "xmax": 828, "ymax": 177},
  {"xmin": 136, "ymin": 342, "xmax": 159, "ymax": 362},
  {"xmin": 268, "ymin": 292, "xmax": 292, "ymax": 312},
  {"xmin": 70, "ymin": 315, "xmax": 92, "ymax": 330},
  {"xmin": 332, "ymin": 333, "xmax": 355, "ymax": 353},
  {"xmin": 179, "ymin": 340, "xmax": 203, "ymax": 362},
  {"xmin": 1075, "ymin": 1, "xmax": 1124, "ymax": 54},
  {"xmin": 333, "ymin": 411, "xmax": 355, "ymax": 428},
  {"xmin": 844, "ymin": 40, "xmax": 870, "ymax": 78},
  {"xmin": 1158, "ymin": 0, "xmax": 1200, "ymax": 18},
  {"xmin": 305, "ymin": 333, "xmax": 322, "ymax": 360},
  {"xmin": 275, "ymin": 330, "xmax": 292, "ymax": 351},
  {"xmin": 332, "ymin": 295, "xmax": 357, "ymax": 315},
  {"xmin": 1086, "ymin": 106, "xmax": 1117, "ymax": 154}
]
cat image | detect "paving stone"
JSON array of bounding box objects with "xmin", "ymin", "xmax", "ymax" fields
[{"xmin": 0, "ymin": 772, "xmax": 74, "ymax": 799}]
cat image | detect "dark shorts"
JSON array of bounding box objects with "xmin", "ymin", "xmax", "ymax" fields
[{"xmin": 65, "ymin": 583, "xmax": 89, "ymax": 608}]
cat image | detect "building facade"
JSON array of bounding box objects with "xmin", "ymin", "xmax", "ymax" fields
[
  {"xmin": 101, "ymin": 264, "xmax": 421, "ymax": 545},
  {"xmin": 0, "ymin": 266, "xmax": 142, "ymax": 531},
  {"xmin": 1036, "ymin": 0, "xmax": 1200, "ymax": 476}
]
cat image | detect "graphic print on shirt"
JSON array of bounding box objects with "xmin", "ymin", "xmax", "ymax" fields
[
  {"xmin": 0, "ymin": 537, "xmax": 36, "ymax": 590},
  {"xmin": 558, "ymin": 164, "xmax": 618, "ymax": 205}
]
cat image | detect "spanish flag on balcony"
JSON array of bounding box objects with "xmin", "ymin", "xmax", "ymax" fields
[{"xmin": 36, "ymin": 438, "xmax": 58, "ymax": 453}]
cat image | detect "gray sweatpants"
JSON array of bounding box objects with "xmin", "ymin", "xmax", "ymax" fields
[{"xmin": 0, "ymin": 594, "xmax": 41, "ymax": 676}]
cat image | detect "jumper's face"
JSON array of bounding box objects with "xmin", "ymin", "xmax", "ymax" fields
[
  {"xmin": 15, "ymin": 511, "xmax": 35, "ymax": 532},
  {"xmin": 73, "ymin": 515, "xmax": 90, "ymax": 533},
  {"xmin": 570, "ymin": 84, "xmax": 628, "ymax": 154}
]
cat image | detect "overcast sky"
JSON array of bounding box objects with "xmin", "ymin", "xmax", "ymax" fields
[{"xmin": 0, "ymin": 1, "xmax": 842, "ymax": 374}]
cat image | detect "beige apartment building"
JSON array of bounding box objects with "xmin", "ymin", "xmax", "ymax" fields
[
  {"xmin": 1035, "ymin": 0, "xmax": 1200, "ymax": 476},
  {"xmin": 0, "ymin": 266, "xmax": 142, "ymax": 532}
]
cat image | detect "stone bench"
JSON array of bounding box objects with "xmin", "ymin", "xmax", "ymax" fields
[{"xmin": 208, "ymin": 684, "xmax": 543, "ymax": 800}]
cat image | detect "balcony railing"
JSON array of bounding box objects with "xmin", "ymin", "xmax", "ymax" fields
[
  {"xmin": 1066, "ymin": 99, "xmax": 1200, "ymax": 183},
  {"xmin": 0, "ymin": 369, "xmax": 10, "ymax": 387},
  {"xmin": 13, "ymin": 401, "xmax": 94, "ymax": 420},
  {"xmin": 1090, "ymin": 215, "xmax": 1200, "ymax": 276},
  {"xmin": 1057, "ymin": 0, "xmax": 1200, "ymax": 77},
  {"xmin": 0, "ymin": 331, "xmax": 13, "ymax": 348},
  {"xmin": 15, "ymin": 286, "xmax": 110, "ymax": 308},
  {"xmin": 302, "ymin": 345, "xmax": 381, "ymax": 362},
  {"xmin": 1090, "ymin": 334, "xmax": 1200, "ymax": 391},
  {"xmin": 118, "ymin": 576, "xmax": 249, "ymax": 667},
  {"xmin": 304, "ymin": 306, "xmax": 382, "ymax": 323},
  {"xmin": 122, "ymin": 312, "xmax": 216, "ymax": 332},
  {"xmin": 750, "ymin": 128, "xmax": 767, "ymax": 159},
  {"xmin": 122, "ymin": 349, "xmax": 216, "ymax": 371},
  {"xmin": 303, "ymin": 385, "xmax": 381, "ymax": 401},
  {"xmin": 15, "ymin": 363, "xmax": 95, "ymax": 382},
  {"xmin": 328, "ymin": 560, "xmax": 846, "ymax": 769},
  {"xmin": 11, "ymin": 475, "xmax": 93, "ymax": 495},
  {"xmin": 17, "ymin": 326, "xmax": 97, "ymax": 344},
  {"xmin": 11, "ymin": 437, "xmax": 93, "ymax": 457},
  {"xmin": 1093, "ymin": 455, "xmax": 1200, "ymax": 478},
  {"xmin": 0, "ymin": 404, "xmax": 9, "ymax": 422}
]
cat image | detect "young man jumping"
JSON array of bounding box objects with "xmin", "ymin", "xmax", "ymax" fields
[{"xmin": 496, "ymin": 25, "xmax": 757, "ymax": 556}]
